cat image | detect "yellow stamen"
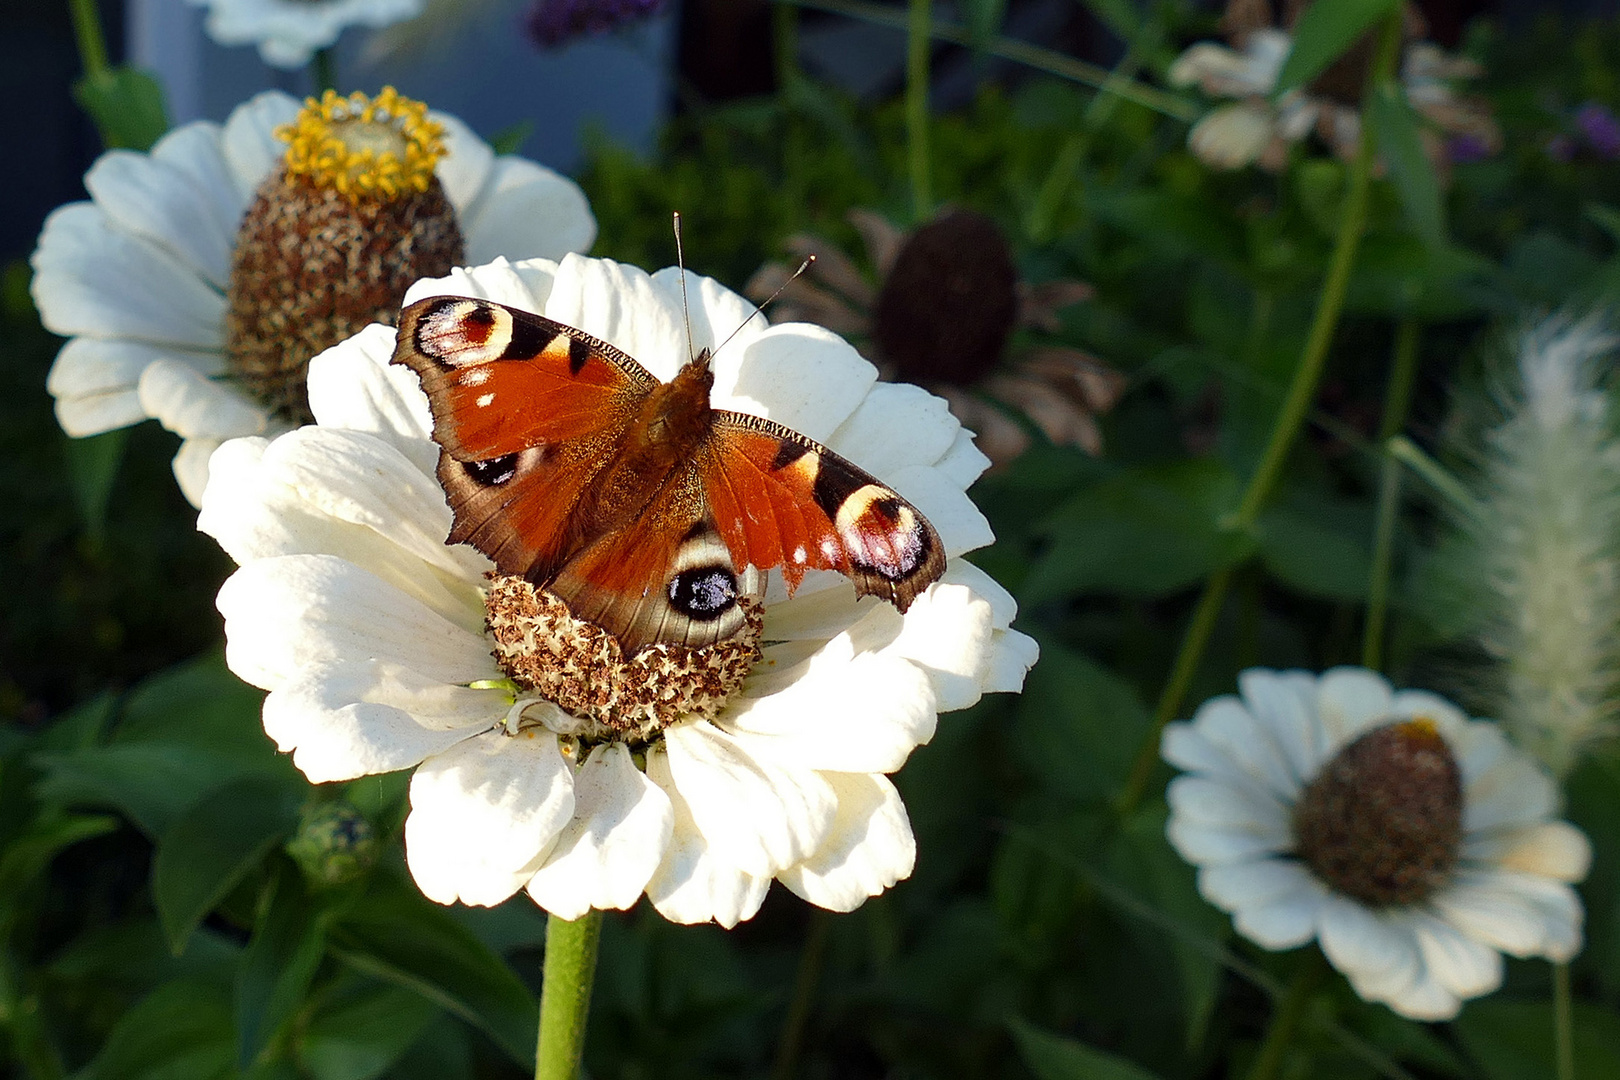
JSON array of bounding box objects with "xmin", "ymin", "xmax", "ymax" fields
[{"xmin": 276, "ymin": 87, "xmax": 446, "ymax": 201}]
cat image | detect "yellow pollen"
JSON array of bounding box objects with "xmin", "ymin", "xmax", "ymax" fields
[
  {"xmin": 276, "ymin": 87, "xmax": 446, "ymax": 201},
  {"xmin": 1393, "ymin": 716, "xmax": 1444, "ymax": 747}
]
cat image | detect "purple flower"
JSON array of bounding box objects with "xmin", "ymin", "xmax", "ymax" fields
[
  {"xmin": 1447, "ymin": 133, "xmax": 1493, "ymax": 164},
  {"xmin": 524, "ymin": 0, "xmax": 664, "ymax": 48},
  {"xmin": 1575, "ymin": 102, "xmax": 1620, "ymax": 159},
  {"xmin": 1546, "ymin": 133, "xmax": 1577, "ymax": 163}
]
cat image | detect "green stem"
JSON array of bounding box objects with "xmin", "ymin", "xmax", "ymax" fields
[
  {"xmin": 1245, "ymin": 952, "xmax": 1327, "ymax": 1080},
  {"xmin": 769, "ymin": 910, "xmax": 832, "ymax": 1080},
  {"xmin": 67, "ymin": 0, "xmax": 110, "ymax": 78},
  {"xmin": 773, "ymin": 0, "xmax": 801, "ymax": 87},
  {"xmin": 1386, "ymin": 436, "xmax": 1484, "ymax": 520},
  {"xmin": 783, "ymin": 0, "xmax": 1197, "ymax": 120},
  {"xmin": 1115, "ymin": 11, "xmax": 1403, "ymax": 818},
  {"xmin": 312, "ymin": 48, "xmax": 338, "ymax": 95},
  {"xmin": 1361, "ymin": 319, "xmax": 1421, "ymax": 671},
  {"xmin": 1554, "ymin": 961, "xmax": 1575, "ymax": 1080},
  {"xmin": 535, "ymin": 911, "xmax": 603, "ymax": 1080},
  {"xmin": 905, "ymin": 0, "xmax": 933, "ymax": 220}
]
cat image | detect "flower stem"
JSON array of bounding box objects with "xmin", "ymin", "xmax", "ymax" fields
[
  {"xmin": 1115, "ymin": 10, "xmax": 1403, "ymax": 818},
  {"xmin": 312, "ymin": 47, "xmax": 338, "ymax": 95},
  {"xmin": 67, "ymin": 0, "xmax": 110, "ymax": 78},
  {"xmin": 535, "ymin": 910, "xmax": 603, "ymax": 1080},
  {"xmin": 905, "ymin": 0, "xmax": 933, "ymax": 221},
  {"xmin": 770, "ymin": 909, "xmax": 832, "ymax": 1080},
  {"xmin": 1362, "ymin": 318, "xmax": 1421, "ymax": 671},
  {"xmin": 1554, "ymin": 961, "xmax": 1575, "ymax": 1080},
  {"xmin": 1387, "ymin": 436, "xmax": 1484, "ymax": 520},
  {"xmin": 1245, "ymin": 951, "xmax": 1327, "ymax": 1080}
]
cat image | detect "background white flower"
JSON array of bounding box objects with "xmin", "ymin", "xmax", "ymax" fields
[
  {"xmin": 187, "ymin": 0, "xmax": 426, "ymax": 68},
  {"xmin": 1163, "ymin": 667, "xmax": 1590, "ymax": 1021},
  {"xmin": 33, "ymin": 90, "xmax": 596, "ymax": 507},
  {"xmin": 199, "ymin": 253, "xmax": 1038, "ymax": 925}
]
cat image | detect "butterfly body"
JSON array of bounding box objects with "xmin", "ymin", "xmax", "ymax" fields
[{"xmin": 392, "ymin": 294, "xmax": 945, "ymax": 655}]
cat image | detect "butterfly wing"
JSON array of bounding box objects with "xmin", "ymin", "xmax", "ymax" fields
[
  {"xmin": 393, "ymin": 296, "xmax": 657, "ymax": 583},
  {"xmin": 704, "ymin": 412, "xmax": 945, "ymax": 611}
]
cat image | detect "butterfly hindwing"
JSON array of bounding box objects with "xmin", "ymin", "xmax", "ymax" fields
[{"xmin": 705, "ymin": 413, "xmax": 945, "ymax": 611}]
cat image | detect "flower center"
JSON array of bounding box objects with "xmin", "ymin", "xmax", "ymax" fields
[
  {"xmin": 483, "ymin": 575, "xmax": 763, "ymax": 746},
  {"xmin": 872, "ymin": 209, "xmax": 1019, "ymax": 387},
  {"xmin": 224, "ymin": 87, "xmax": 464, "ymax": 423},
  {"xmin": 1293, "ymin": 718, "xmax": 1463, "ymax": 907}
]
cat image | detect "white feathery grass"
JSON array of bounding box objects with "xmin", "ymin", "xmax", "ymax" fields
[{"xmin": 1471, "ymin": 314, "xmax": 1620, "ymax": 776}]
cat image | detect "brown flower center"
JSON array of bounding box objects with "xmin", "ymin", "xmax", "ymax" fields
[
  {"xmin": 224, "ymin": 88, "xmax": 463, "ymax": 423},
  {"xmin": 1294, "ymin": 718, "xmax": 1463, "ymax": 907},
  {"xmin": 483, "ymin": 575, "xmax": 763, "ymax": 746},
  {"xmin": 872, "ymin": 209, "xmax": 1019, "ymax": 387}
]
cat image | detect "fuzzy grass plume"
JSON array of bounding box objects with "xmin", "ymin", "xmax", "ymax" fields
[{"xmin": 1465, "ymin": 314, "xmax": 1620, "ymax": 776}]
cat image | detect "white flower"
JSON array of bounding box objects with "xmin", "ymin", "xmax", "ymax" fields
[
  {"xmin": 199, "ymin": 253, "xmax": 1038, "ymax": 926},
  {"xmin": 1467, "ymin": 316, "xmax": 1620, "ymax": 777},
  {"xmin": 33, "ymin": 90, "xmax": 596, "ymax": 506},
  {"xmin": 1163, "ymin": 667, "xmax": 1590, "ymax": 1021},
  {"xmin": 186, "ymin": 0, "xmax": 426, "ymax": 68},
  {"xmin": 1169, "ymin": 28, "xmax": 1497, "ymax": 171}
]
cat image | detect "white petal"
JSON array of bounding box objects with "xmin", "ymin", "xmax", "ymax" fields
[
  {"xmin": 219, "ymin": 91, "xmax": 302, "ymax": 203},
  {"xmin": 1411, "ymin": 913, "xmax": 1502, "ymax": 1000},
  {"xmin": 1188, "ymin": 103, "xmax": 1277, "ymax": 169},
  {"xmin": 540, "ymin": 256, "xmax": 691, "ymax": 381},
  {"xmin": 1318, "ymin": 896, "xmax": 1421, "ymax": 996},
  {"xmin": 716, "ymin": 322, "xmax": 877, "ymax": 442},
  {"xmin": 31, "ymin": 203, "xmax": 225, "ymax": 348},
  {"xmin": 1466, "ymin": 821, "xmax": 1592, "ymax": 882},
  {"xmin": 54, "ymin": 389, "xmax": 146, "ymax": 437},
  {"xmin": 662, "ymin": 720, "xmax": 836, "ymax": 877},
  {"xmin": 1200, "ymin": 859, "xmax": 1323, "ymax": 949},
  {"xmin": 1460, "ymin": 724, "xmax": 1559, "ymax": 833},
  {"xmin": 263, "ymin": 661, "xmax": 503, "ymax": 781},
  {"xmin": 725, "ymin": 630, "xmax": 937, "ymax": 774},
  {"xmin": 778, "ymin": 773, "xmax": 914, "ymax": 911},
  {"xmin": 1192, "ymin": 691, "xmax": 1302, "ymax": 801},
  {"xmin": 174, "ymin": 437, "xmax": 225, "ymax": 508},
  {"xmin": 824, "ymin": 382, "xmax": 960, "ymax": 478},
  {"xmin": 1388, "ymin": 690, "xmax": 1470, "ymax": 736},
  {"xmin": 305, "ymin": 325, "xmax": 438, "ymax": 474},
  {"xmin": 216, "ymin": 554, "xmax": 497, "ymax": 692},
  {"xmin": 433, "ymin": 110, "xmax": 496, "ymax": 215},
  {"xmin": 644, "ymin": 747, "xmax": 770, "ymax": 927},
  {"xmin": 84, "ymin": 139, "xmax": 235, "ymax": 289},
  {"xmin": 933, "ymin": 428, "xmax": 992, "ymax": 491},
  {"xmin": 461, "ymin": 157, "xmax": 597, "ymax": 265},
  {"xmin": 149, "ymin": 121, "xmax": 252, "ymax": 272},
  {"xmin": 940, "ymin": 560, "xmax": 1017, "ymax": 628},
  {"xmin": 1236, "ymin": 669, "xmax": 1323, "ymax": 786},
  {"xmin": 981, "ymin": 628, "xmax": 1040, "ymax": 694},
  {"xmin": 405, "ymin": 729, "xmax": 574, "ymax": 906},
  {"xmin": 526, "ymin": 744, "xmax": 675, "ymax": 919},
  {"xmin": 48, "ymin": 337, "xmax": 222, "ymax": 402},
  {"xmin": 1433, "ymin": 868, "xmax": 1585, "ymax": 961},
  {"xmin": 137, "ymin": 358, "xmax": 268, "ymax": 439},
  {"xmin": 1169, "ymin": 819, "xmax": 1291, "ymax": 864},
  {"xmin": 406, "ymin": 255, "xmax": 559, "ymax": 315},
  {"xmin": 1165, "ymin": 775, "xmax": 1290, "ymax": 836},
  {"xmin": 1314, "ymin": 667, "xmax": 1397, "ymax": 751},
  {"xmin": 881, "ymin": 582, "xmax": 993, "ymax": 710}
]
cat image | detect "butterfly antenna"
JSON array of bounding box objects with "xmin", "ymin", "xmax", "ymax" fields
[
  {"xmin": 673, "ymin": 211, "xmax": 699, "ymax": 365},
  {"xmin": 709, "ymin": 253, "xmax": 817, "ymax": 363}
]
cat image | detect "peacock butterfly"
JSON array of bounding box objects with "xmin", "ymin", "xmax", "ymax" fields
[{"xmin": 390, "ymin": 293, "xmax": 946, "ymax": 655}]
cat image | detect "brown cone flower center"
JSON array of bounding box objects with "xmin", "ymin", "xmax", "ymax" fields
[
  {"xmin": 873, "ymin": 208, "xmax": 1019, "ymax": 387},
  {"xmin": 483, "ymin": 575, "xmax": 763, "ymax": 746},
  {"xmin": 224, "ymin": 88, "xmax": 463, "ymax": 423},
  {"xmin": 1293, "ymin": 718, "xmax": 1463, "ymax": 907}
]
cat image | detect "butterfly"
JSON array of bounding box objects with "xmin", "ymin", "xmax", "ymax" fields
[{"xmin": 390, "ymin": 294, "xmax": 946, "ymax": 655}]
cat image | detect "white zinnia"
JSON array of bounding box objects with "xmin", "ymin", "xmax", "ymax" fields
[
  {"xmin": 33, "ymin": 90, "xmax": 595, "ymax": 507},
  {"xmin": 199, "ymin": 254, "xmax": 1038, "ymax": 925},
  {"xmin": 186, "ymin": 0, "xmax": 425, "ymax": 68},
  {"xmin": 1163, "ymin": 667, "xmax": 1590, "ymax": 1021}
]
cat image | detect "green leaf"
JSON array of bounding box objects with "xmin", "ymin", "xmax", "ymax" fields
[
  {"xmin": 962, "ymin": 0, "xmax": 1008, "ymax": 48},
  {"xmin": 486, "ymin": 120, "xmax": 534, "ymax": 157},
  {"xmin": 1009, "ymin": 1018, "xmax": 1166, "ymax": 1080},
  {"xmin": 63, "ymin": 429, "xmax": 127, "ymax": 544},
  {"xmin": 329, "ymin": 877, "xmax": 539, "ymax": 1068},
  {"xmin": 0, "ymin": 812, "xmax": 119, "ymax": 909},
  {"xmin": 301, "ymin": 983, "xmax": 439, "ymax": 1080},
  {"xmin": 1257, "ymin": 492, "xmax": 1377, "ymax": 601},
  {"xmin": 1454, "ymin": 999, "xmax": 1620, "ymax": 1080},
  {"xmin": 115, "ymin": 653, "xmax": 269, "ymax": 754},
  {"xmin": 81, "ymin": 979, "xmax": 235, "ymax": 1080},
  {"xmin": 1014, "ymin": 639, "xmax": 1149, "ymax": 802},
  {"xmin": 1367, "ymin": 80, "xmax": 1446, "ymax": 249},
  {"xmin": 236, "ymin": 869, "xmax": 329, "ymax": 1068},
  {"xmin": 1021, "ymin": 460, "xmax": 1251, "ymax": 604},
  {"xmin": 35, "ymin": 743, "xmax": 286, "ymax": 838},
  {"xmin": 1274, "ymin": 0, "xmax": 1400, "ymax": 96},
  {"xmin": 72, "ymin": 66, "xmax": 171, "ymax": 151},
  {"xmin": 153, "ymin": 777, "xmax": 301, "ymax": 954}
]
